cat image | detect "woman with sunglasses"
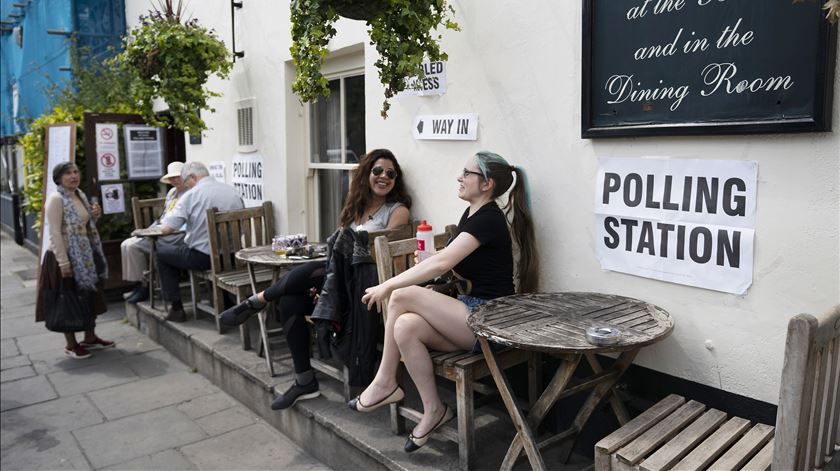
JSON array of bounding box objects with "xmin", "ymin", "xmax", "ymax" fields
[
  {"xmin": 352, "ymin": 151, "xmax": 538, "ymax": 453},
  {"xmin": 220, "ymin": 149, "xmax": 411, "ymax": 409}
]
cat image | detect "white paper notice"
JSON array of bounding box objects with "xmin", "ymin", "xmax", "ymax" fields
[
  {"xmin": 209, "ymin": 161, "xmax": 226, "ymax": 183},
  {"xmin": 594, "ymin": 157, "xmax": 757, "ymax": 295},
  {"xmin": 124, "ymin": 125, "xmax": 164, "ymax": 179},
  {"xmin": 100, "ymin": 183, "xmax": 125, "ymax": 215},
  {"xmin": 95, "ymin": 123, "xmax": 121, "ymax": 181},
  {"xmin": 397, "ymin": 60, "xmax": 446, "ymax": 97},
  {"xmin": 231, "ymin": 154, "xmax": 263, "ymax": 208}
]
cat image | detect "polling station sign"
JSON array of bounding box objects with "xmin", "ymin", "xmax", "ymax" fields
[
  {"xmin": 595, "ymin": 157, "xmax": 757, "ymax": 295},
  {"xmin": 231, "ymin": 153, "xmax": 264, "ymax": 208}
]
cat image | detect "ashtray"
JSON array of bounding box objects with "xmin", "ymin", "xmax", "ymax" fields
[{"xmin": 585, "ymin": 326, "xmax": 621, "ymax": 346}]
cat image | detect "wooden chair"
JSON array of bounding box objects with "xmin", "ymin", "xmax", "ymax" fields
[
  {"xmin": 374, "ymin": 229, "xmax": 540, "ymax": 471},
  {"xmin": 303, "ymin": 223, "xmax": 417, "ymax": 400},
  {"xmin": 130, "ymin": 196, "xmax": 166, "ymax": 308},
  {"xmin": 192, "ymin": 202, "xmax": 275, "ymax": 350},
  {"xmin": 595, "ymin": 305, "xmax": 840, "ymax": 471}
]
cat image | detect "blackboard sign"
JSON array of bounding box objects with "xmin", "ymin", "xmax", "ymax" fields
[{"xmin": 582, "ymin": 0, "xmax": 837, "ymax": 138}]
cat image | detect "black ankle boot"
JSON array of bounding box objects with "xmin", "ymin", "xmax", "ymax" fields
[{"xmin": 220, "ymin": 299, "xmax": 265, "ymax": 327}]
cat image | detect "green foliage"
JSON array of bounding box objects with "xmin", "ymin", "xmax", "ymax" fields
[
  {"xmin": 290, "ymin": 0, "xmax": 459, "ymax": 117},
  {"xmin": 115, "ymin": 5, "xmax": 233, "ymax": 135},
  {"xmin": 20, "ymin": 45, "xmax": 159, "ymax": 241}
]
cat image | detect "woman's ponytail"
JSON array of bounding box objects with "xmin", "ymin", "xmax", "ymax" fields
[{"xmin": 475, "ymin": 152, "xmax": 539, "ymax": 293}]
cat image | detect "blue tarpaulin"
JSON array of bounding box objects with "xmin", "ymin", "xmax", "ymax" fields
[{"xmin": 0, "ymin": 0, "xmax": 125, "ymax": 138}]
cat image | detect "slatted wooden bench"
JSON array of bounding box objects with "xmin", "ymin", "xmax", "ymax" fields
[
  {"xmin": 595, "ymin": 305, "xmax": 840, "ymax": 471},
  {"xmin": 192, "ymin": 202, "xmax": 275, "ymax": 350},
  {"xmin": 374, "ymin": 230, "xmax": 540, "ymax": 471}
]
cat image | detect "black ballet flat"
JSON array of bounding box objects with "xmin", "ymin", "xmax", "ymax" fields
[
  {"xmin": 404, "ymin": 405, "xmax": 454, "ymax": 453},
  {"xmin": 347, "ymin": 386, "xmax": 404, "ymax": 413}
]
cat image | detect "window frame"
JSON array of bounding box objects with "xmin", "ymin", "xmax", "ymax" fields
[{"xmin": 303, "ymin": 66, "xmax": 365, "ymax": 239}]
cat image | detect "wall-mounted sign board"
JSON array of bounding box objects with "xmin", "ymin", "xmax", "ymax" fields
[
  {"xmin": 581, "ymin": 0, "xmax": 837, "ymax": 138},
  {"xmin": 39, "ymin": 123, "xmax": 76, "ymax": 263},
  {"xmin": 413, "ymin": 113, "xmax": 478, "ymax": 141}
]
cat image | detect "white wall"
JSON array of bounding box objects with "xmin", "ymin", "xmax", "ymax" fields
[{"xmin": 126, "ymin": 0, "xmax": 840, "ymax": 404}]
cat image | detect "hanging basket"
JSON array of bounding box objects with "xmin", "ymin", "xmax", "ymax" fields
[{"xmin": 332, "ymin": 0, "xmax": 389, "ymax": 21}]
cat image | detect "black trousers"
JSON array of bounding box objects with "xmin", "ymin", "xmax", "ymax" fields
[
  {"xmin": 156, "ymin": 243, "xmax": 211, "ymax": 304},
  {"xmin": 264, "ymin": 261, "xmax": 326, "ymax": 373}
]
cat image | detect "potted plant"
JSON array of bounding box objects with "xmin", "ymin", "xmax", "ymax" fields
[
  {"xmin": 116, "ymin": 0, "xmax": 232, "ymax": 135},
  {"xmin": 290, "ymin": 0, "xmax": 460, "ymax": 117}
]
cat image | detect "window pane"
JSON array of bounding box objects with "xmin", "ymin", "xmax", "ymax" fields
[
  {"xmin": 309, "ymin": 79, "xmax": 342, "ymax": 163},
  {"xmin": 344, "ymin": 75, "xmax": 365, "ymax": 163},
  {"xmin": 317, "ymin": 169, "xmax": 349, "ymax": 242}
]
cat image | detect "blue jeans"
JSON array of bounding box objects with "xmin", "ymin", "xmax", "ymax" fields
[{"xmin": 458, "ymin": 295, "xmax": 502, "ymax": 353}]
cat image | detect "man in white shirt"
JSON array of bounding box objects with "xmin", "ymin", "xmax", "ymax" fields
[
  {"xmin": 158, "ymin": 161, "xmax": 244, "ymax": 322},
  {"xmin": 122, "ymin": 162, "xmax": 188, "ymax": 304}
]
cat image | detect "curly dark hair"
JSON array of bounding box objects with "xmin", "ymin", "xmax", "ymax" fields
[{"xmin": 338, "ymin": 149, "xmax": 412, "ymax": 228}]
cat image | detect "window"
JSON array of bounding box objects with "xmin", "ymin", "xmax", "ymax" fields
[{"xmin": 307, "ymin": 73, "xmax": 365, "ymax": 241}]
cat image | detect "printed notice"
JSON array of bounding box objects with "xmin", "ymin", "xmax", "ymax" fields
[
  {"xmin": 595, "ymin": 157, "xmax": 757, "ymax": 295},
  {"xmin": 413, "ymin": 113, "xmax": 478, "ymax": 141},
  {"xmin": 101, "ymin": 183, "xmax": 126, "ymax": 215},
  {"xmin": 95, "ymin": 123, "xmax": 121, "ymax": 181},
  {"xmin": 124, "ymin": 125, "xmax": 164, "ymax": 179},
  {"xmin": 397, "ymin": 61, "xmax": 447, "ymax": 97},
  {"xmin": 231, "ymin": 153, "xmax": 263, "ymax": 208},
  {"xmin": 209, "ymin": 161, "xmax": 226, "ymax": 183}
]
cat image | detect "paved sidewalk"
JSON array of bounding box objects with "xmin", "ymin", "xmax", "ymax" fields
[{"xmin": 0, "ymin": 232, "xmax": 328, "ymax": 470}]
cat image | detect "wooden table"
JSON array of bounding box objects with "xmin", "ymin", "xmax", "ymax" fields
[
  {"xmin": 131, "ymin": 226, "xmax": 184, "ymax": 310},
  {"xmin": 235, "ymin": 245, "xmax": 326, "ymax": 375},
  {"xmin": 468, "ymin": 292, "xmax": 673, "ymax": 471}
]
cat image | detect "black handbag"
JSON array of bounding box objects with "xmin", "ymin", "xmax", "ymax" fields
[{"xmin": 43, "ymin": 278, "xmax": 95, "ymax": 333}]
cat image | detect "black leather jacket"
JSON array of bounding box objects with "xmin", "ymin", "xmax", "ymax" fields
[{"xmin": 311, "ymin": 228, "xmax": 380, "ymax": 387}]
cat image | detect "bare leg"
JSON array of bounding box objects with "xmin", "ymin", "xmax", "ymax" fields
[
  {"xmin": 379, "ymin": 286, "xmax": 477, "ymax": 435},
  {"xmin": 83, "ymin": 329, "xmax": 96, "ymax": 343},
  {"xmin": 357, "ymin": 299, "xmax": 402, "ymax": 406},
  {"xmin": 64, "ymin": 332, "xmax": 78, "ymax": 348}
]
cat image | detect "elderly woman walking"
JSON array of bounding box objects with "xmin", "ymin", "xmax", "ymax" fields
[{"xmin": 35, "ymin": 162, "xmax": 114, "ymax": 359}]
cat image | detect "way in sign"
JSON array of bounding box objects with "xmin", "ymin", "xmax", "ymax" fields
[{"xmin": 413, "ymin": 113, "xmax": 479, "ymax": 141}]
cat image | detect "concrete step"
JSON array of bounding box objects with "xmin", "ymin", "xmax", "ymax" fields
[{"xmin": 126, "ymin": 301, "xmax": 593, "ymax": 471}]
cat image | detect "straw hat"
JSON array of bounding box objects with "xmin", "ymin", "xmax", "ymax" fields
[{"xmin": 160, "ymin": 162, "xmax": 184, "ymax": 184}]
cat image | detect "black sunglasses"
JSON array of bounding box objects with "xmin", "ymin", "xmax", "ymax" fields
[{"xmin": 371, "ymin": 166, "xmax": 398, "ymax": 179}]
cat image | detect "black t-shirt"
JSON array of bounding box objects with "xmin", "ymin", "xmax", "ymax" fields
[{"xmin": 452, "ymin": 202, "xmax": 514, "ymax": 299}]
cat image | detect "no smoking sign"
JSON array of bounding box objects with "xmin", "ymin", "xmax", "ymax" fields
[
  {"xmin": 100, "ymin": 127, "xmax": 114, "ymax": 141},
  {"xmin": 100, "ymin": 153, "xmax": 116, "ymax": 167}
]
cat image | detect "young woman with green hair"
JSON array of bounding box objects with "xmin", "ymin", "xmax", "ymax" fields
[{"xmin": 351, "ymin": 151, "xmax": 538, "ymax": 453}]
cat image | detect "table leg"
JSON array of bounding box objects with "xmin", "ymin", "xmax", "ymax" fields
[
  {"xmin": 500, "ymin": 355, "xmax": 581, "ymax": 470},
  {"xmin": 586, "ymin": 353, "xmax": 630, "ymax": 425},
  {"xmin": 478, "ymin": 337, "xmax": 546, "ymax": 471},
  {"xmin": 560, "ymin": 349, "xmax": 639, "ymax": 463},
  {"xmin": 149, "ymin": 239, "xmax": 156, "ymax": 310},
  {"xmin": 246, "ymin": 262, "xmax": 275, "ymax": 376}
]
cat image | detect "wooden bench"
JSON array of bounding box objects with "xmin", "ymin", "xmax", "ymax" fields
[
  {"xmin": 192, "ymin": 202, "xmax": 275, "ymax": 350},
  {"xmin": 130, "ymin": 196, "xmax": 166, "ymax": 308},
  {"xmin": 595, "ymin": 305, "xmax": 840, "ymax": 471},
  {"xmin": 374, "ymin": 230, "xmax": 540, "ymax": 471}
]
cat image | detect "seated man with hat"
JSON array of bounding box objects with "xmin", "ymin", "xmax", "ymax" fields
[{"xmin": 121, "ymin": 161, "xmax": 189, "ymax": 303}]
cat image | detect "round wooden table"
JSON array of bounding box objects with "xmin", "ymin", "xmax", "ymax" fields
[
  {"xmin": 234, "ymin": 245, "xmax": 326, "ymax": 375},
  {"xmin": 468, "ymin": 292, "xmax": 673, "ymax": 471}
]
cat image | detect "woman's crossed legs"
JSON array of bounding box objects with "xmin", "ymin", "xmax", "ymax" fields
[{"xmin": 361, "ymin": 286, "xmax": 475, "ymax": 438}]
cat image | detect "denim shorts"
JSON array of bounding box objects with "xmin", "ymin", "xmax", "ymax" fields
[{"xmin": 458, "ymin": 295, "xmax": 502, "ymax": 353}]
